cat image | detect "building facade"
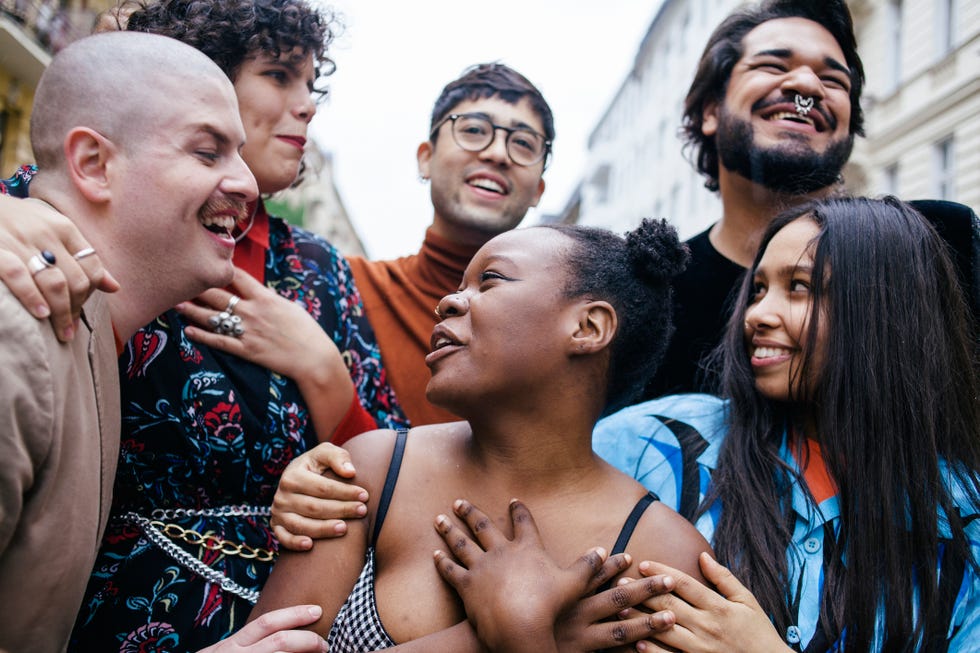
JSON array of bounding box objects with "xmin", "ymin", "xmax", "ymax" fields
[{"xmin": 570, "ymin": 0, "xmax": 979, "ymax": 235}]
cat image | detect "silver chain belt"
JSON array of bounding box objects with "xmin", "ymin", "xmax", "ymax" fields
[{"xmin": 119, "ymin": 505, "xmax": 273, "ymax": 605}]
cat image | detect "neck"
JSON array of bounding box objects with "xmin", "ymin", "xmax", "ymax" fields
[
  {"xmin": 458, "ymin": 380, "xmax": 607, "ymax": 492},
  {"xmin": 429, "ymin": 213, "xmax": 515, "ymax": 250},
  {"xmin": 31, "ymin": 184, "xmax": 192, "ymax": 342},
  {"xmin": 712, "ymin": 169, "xmax": 832, "ymax": 267}
]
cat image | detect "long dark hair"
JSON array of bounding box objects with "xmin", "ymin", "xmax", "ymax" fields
[{"xmin": 704, "ymin": 196, "xmax": 980, "ymax": 649}]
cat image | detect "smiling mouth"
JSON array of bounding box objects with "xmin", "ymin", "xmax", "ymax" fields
[
  {"xmin": 766, "ymin": 111, "xmax": 815, "ymax": 128},
  {"xmin": 752, "ymin": 346, "xmax": 793, "ymax": 360},
  {"xmin": 467, "ymin": 178, "xmax": 506, "ymax": 195}
]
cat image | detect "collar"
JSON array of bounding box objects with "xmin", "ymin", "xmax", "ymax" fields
[
  {"xmin": 233, "ymin": 200, "xmax": 271, "ymax": 282},
  {"xmin": 781, "ymin": 433, "xmax": 840, "ymax": 526},
  {"xmin": 409, "ymin": 227, "xmax": 482, "ymax": 298}
]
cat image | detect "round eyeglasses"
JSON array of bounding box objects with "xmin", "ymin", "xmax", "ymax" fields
[{"xmin": 431, "ymin": 113, "xmax": 551, "ymax": 167}]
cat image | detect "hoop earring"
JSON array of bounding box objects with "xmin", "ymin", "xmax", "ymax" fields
[{"xmin": 234, "ymin": 201, "xmax": 259, "ymax": 243}]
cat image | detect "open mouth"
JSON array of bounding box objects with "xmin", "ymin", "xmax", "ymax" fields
[
  {"xmin": 466, "ymin": 175, "xmax": 508, "ymax": 195},
  {"xmin": 765, "ymin": 111, "xmax": 815, "ymax": 128},
  {"xmin": 752, "ymin": 346, "xmax": 793, "ymax": 360},
  {"xmin": 200, "ymin": 213, "xmax": 237, "ymax": 238}
]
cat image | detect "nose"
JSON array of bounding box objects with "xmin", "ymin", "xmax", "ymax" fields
[
  {"xmin": 745, "ymin": 295, "xmax": 783, "ymax": 335},
  {"xmin": 293, "ymin": 85, "xmax": 316, "ymax": 125},
  {"xmin": 780, "ymin": 65, "xmax": 825, "ymax": 100},
  {"xmin": 435, "ymin": 291, "xmax": 469, "ymax": 319},
  {"xmin": 221, "ymin": 153, "xmax": 259, "ymax": 203},
  {"xmin": 479, "ymin": 127, "xmax": 511, "ymax": 166}
]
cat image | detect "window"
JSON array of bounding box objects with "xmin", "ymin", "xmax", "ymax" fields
[
  {"xmin": 886, "ymin": 0, "xmax": 903, "ymax": 92},
  {"xmin": 935, "ymin": 0, "xmax": 955, "ymax": 55},
  {"xmin": 883, "ymin": 163, "xmax": 900, "ymax": 195},
  {"xmin": 932, "ymin": 137, "xmax": 955, "ymax": 200}
]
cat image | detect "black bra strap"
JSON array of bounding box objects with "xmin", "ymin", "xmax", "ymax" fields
[
  {"xmin": 611, "ymin": 492, "xmax": 658, "ymax": 555},
  {"xmin": 598, "ymin": 492, "xmax": 658, "ymax": 594},
  {"xmin": 371, "ymin": 428, "xmax": 408, "ymax": 546}
]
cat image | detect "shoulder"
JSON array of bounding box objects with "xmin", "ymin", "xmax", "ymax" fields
[
  {"xmin": 632, "ymin": 498, "xmax": 712, "ymax": 583},
  {"xmin": 343, "ymin": 424, "xmax": 464, "ymax": 496}
]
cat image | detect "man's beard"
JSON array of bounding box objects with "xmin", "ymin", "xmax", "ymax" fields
[{"xmin": 716, "ymin": 109, "xmax": 853, "ymax": 195}]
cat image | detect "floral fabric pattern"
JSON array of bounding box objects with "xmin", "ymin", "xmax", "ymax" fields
[{"xmin": 2, "ymin": 163, "xmax": 408, "ymax": 651}]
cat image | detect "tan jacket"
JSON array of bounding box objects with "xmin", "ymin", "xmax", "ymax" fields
[{"xmin": 0, "ymin": 290, "xmax": 119, "ymax": 653}]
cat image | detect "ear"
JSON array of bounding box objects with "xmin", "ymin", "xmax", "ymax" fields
[
  {"xmin": 701, "ymin": 102, "xmax": 719, "ymax": 137},
  {"xmin": 416, "ymin": 141, "xmax": 433, "ymax": 180},
  {"xmin": 528, "ymin": 177, "xmax": 545, "ymax": 208},
  {"xmin": 568, "ymin": 300, "xmax": 617, "ymax": 357},
  {"xmin": 64, "ymin": 127, "xmax": 115, "ymax": 204}
]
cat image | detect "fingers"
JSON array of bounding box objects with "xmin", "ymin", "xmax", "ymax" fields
[
  {"xmin": 698, "ymin": 552, "xmax": 764, "ymax": 610},
  {"xmin": 580, "ymin": 550, "xmax": 630, "ymax": 595},
  {"xmin": 578, "ymin": 574, "xmax": 676, "ymax": 624},
  {"xmin": 506, "ymin": 498, "xmax": 544, "ymax": 546},
  {"xmin": 452, "ymin": 498, "xmax": 510, "ymax": 550},
  {"xmin": 198, "ymin": 605, "xmax": 327, "ymax": 652},
  {"xmin": 580, "ymin": 610, "xmax": 677, "ymax": 651},
  {"xmin": 272, "ymin": 523, "xmax": 315, "ymax": 551},
  {"xmin": 0, "ymin": 249, "xmax": 51, "ymax": 319},
  {"xmin": 305, "ymin": 442, "xmax": 358, "ymax": 479},
  {"xmin": 0, "ymin": 197, "xmax": 118, "ymax": 340},
  {"xmin": 640, "ymin": 560, "xmax": 714, "ymax": 608},
  {"xmin": 183, "ymin": 323, "xmax": 246, "ymax": 356},
  {"xmin": 434, "ymin": 512, "xmax": 483, "ymax": 569},
  {"xmin": 432, "ymin": 548, "xmax": 469, "ymax": 591},
  {"xmin": 229, "ymin": 266, "xmax": 264, "ymax": 293}
]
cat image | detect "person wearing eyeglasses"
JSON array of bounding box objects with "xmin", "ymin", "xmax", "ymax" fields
[{"xmin": 343, "ymin": 62, "xmax": 552, "ymax": 428}]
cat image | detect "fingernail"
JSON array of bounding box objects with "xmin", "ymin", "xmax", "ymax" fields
[
  {"xmin": 355, "ymin": 503, "xmax": 367, "ymax": 516},
  {"xmin": 307, "ymin": 604, "xmax": 322, "ymax": 617},
  {"xmin": 343, "ymin": 461, "xmax": 355, "ymax": 473},
  {"xmin": 453, "ymin": 499, "xmax": 463, "ymax": 511},
  {"xmin": 173, "ymin": 302, "xmax": 186, "ymax": 311},
  {"xmin": 62, "ymin": 324, "xmax": 74, "ymax": 340},
  {"xmin": 435, "ymin": 514, "xmax": 449, "ymax": 530},
  {"xmin": 333, "ymin": 522, "xmax": 347, "ymax": 534},
  {"xmin": 35, "ymin": 304, "xmax": 50, "ymax": 318}
]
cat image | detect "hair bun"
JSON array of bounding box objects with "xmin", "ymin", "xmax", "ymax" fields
[{"xmin": 625, "ymin": 218, "xmax": 690, "ymax": 282}]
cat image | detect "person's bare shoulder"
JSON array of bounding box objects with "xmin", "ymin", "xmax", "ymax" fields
[{"xmin": 629, "ymin": 500, "xmax": 712, "ymax": 585}]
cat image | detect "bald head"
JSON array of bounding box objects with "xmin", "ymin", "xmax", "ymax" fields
[{"xmin": 31, "ymin": 31, "xmax": 230, "ymax": 170}]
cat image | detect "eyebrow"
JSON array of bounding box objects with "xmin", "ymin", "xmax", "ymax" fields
[
  {"xmin": 461, "ymin": 111, "xmax": 541, "ymax": 134},
  {"xmin": 196, "ymin": 123, "xmax": 245, "ymax": 150},
  {"xmin": 752, "ymin": 48, "xmax": 851, "ymax": 76}
]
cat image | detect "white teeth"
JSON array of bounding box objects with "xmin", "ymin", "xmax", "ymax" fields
[
  {"xmin": 753, "ymin": 346, "xmax": 790, "ymax": 359},
  {"xmin": 469, "ymin": 178, "xmax": 504, "ymax": 194},
  {"xmin": 434, "ymin": 337, "xmax": 452, "ymax": 349},
  {"xmin": 200, "ymin": 214, "xmax": 236, "ymax": 233},
  {"xmin": 767, "ymin": 111, "xmax": 814, "ymax": 127}
]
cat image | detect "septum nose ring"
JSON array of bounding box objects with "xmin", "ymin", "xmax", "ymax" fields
[{"xmin": 794, "ymin": 94, "xmax": 814, "ymax": 116}]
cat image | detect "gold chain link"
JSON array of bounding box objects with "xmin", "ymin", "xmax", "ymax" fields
[{"xmin": 151, "ymin": 520, "xmax": 277, "ymax": 562}]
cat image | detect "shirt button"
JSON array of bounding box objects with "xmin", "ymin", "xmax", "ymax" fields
[
  {"xmin": 803, "ymin": 537, "xmax": 821, "ymax": 553},
  {"xmin": 786, "ymin": 625, "xmax": 802, "ymax": 644}
]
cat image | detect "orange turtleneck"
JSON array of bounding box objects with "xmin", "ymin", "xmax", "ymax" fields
[{"xmin": 346, "ymin": 227, "xmax": 479, "ymax": 426}]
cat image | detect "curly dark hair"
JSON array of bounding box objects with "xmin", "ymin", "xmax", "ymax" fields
[
  {"xmin": 682, "ymin": 0, "xmax": 865, "ymax": 191},
  {"xmin": 544, "ymin": 219, "xmax": 689, "ymax": 413},
  {"xmin": 123, "ymin": 0, "xmax": 337, "ymax": 85}
]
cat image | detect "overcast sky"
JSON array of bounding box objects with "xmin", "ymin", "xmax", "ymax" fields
[{"xmin": 309, "ymin": 1, "xmax": 664, "ymax": 258}]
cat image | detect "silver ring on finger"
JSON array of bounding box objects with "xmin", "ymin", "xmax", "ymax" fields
[
  {"xmin": 28, "ymin": 250, "xmax": 56, "ymax": 276},
  {"xmin": 225, "ymin": 294, "xmax": 240, "ymax": 314},
  {"xmin": 72, "ymin": 247, "xmax": 96, "ymax": 260}
]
